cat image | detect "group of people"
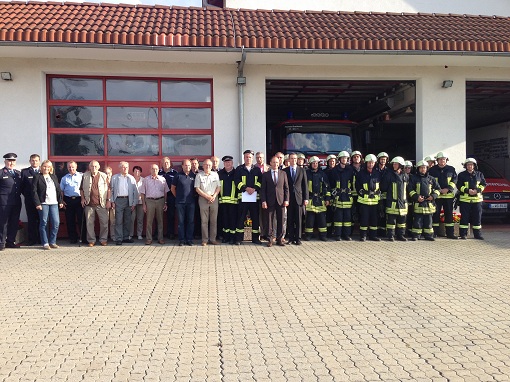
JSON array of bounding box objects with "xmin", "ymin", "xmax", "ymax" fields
[{"xmin": 0, "ymin": 148, "xmax": 487, "ymax": 251}]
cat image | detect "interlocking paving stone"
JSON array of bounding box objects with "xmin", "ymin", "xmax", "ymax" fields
[{"xmin": 1, "ymin": 229, "xmax": 510, "ymax": 381}]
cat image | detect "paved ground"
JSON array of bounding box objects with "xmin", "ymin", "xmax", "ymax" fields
[{"xmin": 1, "ymin": 228, "xmax": 510, "ymax": 382}]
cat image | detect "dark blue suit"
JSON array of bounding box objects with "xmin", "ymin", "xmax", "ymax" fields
[
  {"xmin": 0, "ymin": 167, "xmax": 22, "ymax": 248},
  {"xmin": 20, "ymin": 167, "xmax": 40, "ymax": 244}
]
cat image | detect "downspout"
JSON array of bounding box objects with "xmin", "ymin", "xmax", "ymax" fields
[{"xmin": 237, "ymin": 47, "xmax": 247, "ymax": 162}]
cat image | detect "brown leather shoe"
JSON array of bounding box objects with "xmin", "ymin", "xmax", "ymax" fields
[
  {"xmin": 158, "ymin": 240, "xmax": 165, "ymax": 245},
  {"xmin": 201, "ymin": 242, "xmax": 207, "ymax": 246},
  {"xmin": 88, "ymin": 242, "xmax": 95, "ymax": 247},
  {"xmin": 267, "ymin": 239, "xmax": 273, "ymax": 247},
  {"xmin": 277, "ymin": 239, "xmax": 286, "ymax": 246},
  {"xmin": 209, "ymin": 241, "xmax": 219, "ymax": 245},
  {"xmin": 145, "ymin": 240, "xmax": 152, "ymax": 245},
  {"xmin": 100, "ymin": 241, "xmax": 107, "ymax": 246}
]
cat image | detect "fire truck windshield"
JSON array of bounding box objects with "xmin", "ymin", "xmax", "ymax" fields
[{"xmin": 285, "ymin": 132, "xmax": 352, "ymax": 155}]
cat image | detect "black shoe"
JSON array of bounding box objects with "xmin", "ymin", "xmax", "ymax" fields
[
  {"xmin": 320, "ymin": 236, "xmax": 328, "ymax": 241},
  {"xmin": 26, "ymin": 241, "xmax": 37, "ymax": 246},
  {"xmin": 252, "ymin": 239, "xmax": 262, "ymax": 245},
  {"xmin": 387, "ymin": 236, "xmax": 395, "ymax": 242},
  {"xmin": 460, "ymin": 236, "xmax": 467, "ymax": 240},
  {"xmin": 410, "ymin": 237, "xmax": 417, "ymax": 241},
  {"xmin": 396, "ymin": 236, "xmax": 407, "ymax": 242},
  {"xmin": 359, "ymin": 236, "xmax": 366, "ymax": 242},
  {"xmin": 167, "ymin": 234, "xmax": 175, "ymax": 240},
  {"xmin": 335, "ymin": 236, "xmax": 342, "ymax": 241},
  {"xmin": 187, "ymin": 241, "xmax": 194, "ymax": 246},
  {"xmin": 303, "ymin": 235, "xmax": 310, "ymax": 241},
  {"xmin": 222, "ymin": 238, "xmax": 229, "ymax": 243},
  {"xmin": 229, "ymin": 239, "xmax": 236, "ymax": 245},
  {"xmin": 116, "ymin": 241, "xmax": 122, "ymax": 245},
  {"xmin": 234, "ymin": 241, "xmax": 242, "ymax": 245},
  {"xmin": 123, "ymin": 239, "xmax": 134, "ymax": 243},
  {"xmin": 424, "ymin": 236, "xmax": 435, "ymax": 241},
  {"xmin": 70, "ymin": 239, "xmax": 78, "ymax": 244},
  {"xmin": 5, "ymin": 242, "xmax": 19, "ymax": 248},
  {"xmin": 0, "ymin": 247, "xmax": 4, "ymax": 251},
  {"xmin": 447, "ymin": 235, "xmax": 458, "ymax": 240},
  {"xmin": 341, "ymin": 236, "xmax": 352, "ymax": 241},
  {"xmin": 295, "ymin": 239, "xmax": 302, "ymax": 245},
  {"xmin": 474, "ymin": 235, "xmax": 484, "ymax": 240},
  {"xmin": 178, "ymin": 241, "xmax": 185, "ymax": 246},
  {"xmin": 369, "ymin": 237, "xmax": 381, "ymax": 242}
]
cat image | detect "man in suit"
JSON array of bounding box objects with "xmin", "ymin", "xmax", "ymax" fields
[
  {"xmin": 110, "ymin": 161, "xmax": 138, "ymax": 245},
  {"xmin": 261, "ymin": 156, "xmax": 289, "ymax": 247},
  {"xmin": 284, "ymin": 152, "xmax": 309, "ymax": 245},
  {"xmin": 20, "ymin": 154, "xmax": 41, "ymax": 245},
  {"xmin": 0, "ymin": 153, "xmax": 22, "ymax": 250}
]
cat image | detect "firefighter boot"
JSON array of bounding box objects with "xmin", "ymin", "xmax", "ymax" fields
[
  {"xmin": 473, "ymin": 229, "xmax": 484, "ymax": 240},
  {"xmin": 446, "ymin": 225, "xmax": 458, "ymax": 240},
  {"xmin": 396, "ymin": 228, "xmax": 407, "ymax": 242},
  {"xmin": 459, "ymin": 228, "xmax": 468, "ymax": 240},
  {"xmin": 369, "ymin": 231, "xmax": 381, "ymax": 242},
  {"xmin": 386, "ymin": 229, "xmax": 395, "ymax": 242}
]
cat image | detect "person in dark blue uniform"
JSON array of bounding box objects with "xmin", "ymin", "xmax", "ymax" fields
[
  {"xmin": 20, "ymin": 154, "xmax": 41, "ymax": 245},
  {"xmin": 0, "ymin": 153, "xmax": 22, "ymax": 250},
  {"xmin": 159, "ymin": 157, "xmax": 178, "ymax": 240}
]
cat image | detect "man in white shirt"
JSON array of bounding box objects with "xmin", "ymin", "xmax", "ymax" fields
[
  {"xmin": 110, "ymin": 161, "xmax": 138, "ymax": 245},
  {"xmin": 195, "ymin": 159, "xmax": 221, "ymax": 246}
]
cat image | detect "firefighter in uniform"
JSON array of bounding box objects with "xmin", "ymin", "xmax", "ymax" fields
[
  {"xmin": 408, "ymin": 160, "xmax": 441, "ymax": 241},
  {"xmin": 429, "ymin": 152, "xmax": 458, "ymax": 239},
  {"xmin": 218, "ymin": 156, "xmax": 238, "ymax": 244},
  {"xmin": 404, "ymin": 160, "xmax": 414, "ymax": 237},
  {"xmin": 0, "ymin": 153, "xmax": 22, "ymax": 250},
  {"xmin": 234, "ymin": 150, "xmax": 262, "ymax": 245},
  {"xmin": 330, "ymin": 151, "xmax": 354, "ymax": 241},
  {"xmin": 375, "ymin": 151, "xmax": 389, "ymax": 237},
  {"xmin": 350, "ymin": 150, "xmax": 363, "ymax": 234},
  {"xmin": 381, "ymin": 156, "xmax": 409, "ymax": 241},
  {"xmin": 304, "ymin": 156, "xmax": 330, "ymax": 241},
  {"xmin": 325, "ymin": 154, "xmax": 337, "ymax": 237},
  {"xmin": 457, "ymin": 158, "xmax": 486, "ymax": 240},
  {"xmin": 355, "ymin": 154, "xmax": 381, "ymax": 241}
]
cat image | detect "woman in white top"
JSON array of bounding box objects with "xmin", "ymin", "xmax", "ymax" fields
[
  {"xmin": 130, "ymin": 165, "xmax": 145, "ymax": 240},
  {"xmin": 32, "ymin": 160, "xmax": 63, "ymax": 250}
]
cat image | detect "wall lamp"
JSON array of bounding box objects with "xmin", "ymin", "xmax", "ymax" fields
[
  {"xmin": 442, "ymin": 80, "xmax": 453, "ymax": 88},
  {"xmin": 1, "ymin": 72, "xmax": 13, "ymax": 81}
]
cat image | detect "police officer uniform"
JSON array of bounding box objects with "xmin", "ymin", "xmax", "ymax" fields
[
  {"xmin": 0, "ymin": 153, "xmax": 22, "ymax": 250},
  {"xmin": 159, "ymin": 166, "xmax": 178, "ymax": 239}
]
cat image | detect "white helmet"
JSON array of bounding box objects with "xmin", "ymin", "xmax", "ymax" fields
[
  {"xmin": 308, "ymin": 156, "xmax": 320, "ymax": 164},
  {"xmin": 377, "ymin": 151, "xmax": 389, "ymax": 159},
  {"xmin": 416, "ymin": 160, "xmax": 429, "ymax": 168},
  {"xmin": 463, "ymin": 157, "xmax": 477, "ymax": 166},
  {"xmin": 424, "ymin": 155, "xmax": 436, "ymax": 163},
  {"xmin": 390, "ymin": 156, "xmax": 405, "ymax": 166},
  {"xmin": 404, "ymin": 160, "xmax": 413, "ymax": 167},
  {"xmin": 365, "ymin": 154, "xmax": 377, "ymax": 163},
  {"xmin": 337, "ymin": 151, "xmax": 350, "ymax": 158},
  {"xmin": 351, "ymin": 150, "xmax": 362, "ymax": 157},
  {"xmin": 326, "ymin": 154, "xmax": 336, "ymax": 162},
  {"xmin": 436, "ymin": 152, "xmax": 448, "ymax": 160}
]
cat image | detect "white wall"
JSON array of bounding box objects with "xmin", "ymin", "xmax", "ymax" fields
[{"xmin": 226, "ymin": 0, "xmax": 510, "ymax": 16}]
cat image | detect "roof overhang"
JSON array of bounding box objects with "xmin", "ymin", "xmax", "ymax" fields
[{"xmin": 2, "ymin": 43, "xmax": 510, "ymax": 68}]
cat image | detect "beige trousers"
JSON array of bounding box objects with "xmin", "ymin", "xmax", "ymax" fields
[
  {"xmin": 145, "ymin": 198, "xmax": 165, "ymax": 241},
  {"xmin": 85, "ymin": 205, "xmax": 109, "ymax": 243},
  {"xmin": 198, "ymin": 197, "xmax": 219, "ymax": 243}
]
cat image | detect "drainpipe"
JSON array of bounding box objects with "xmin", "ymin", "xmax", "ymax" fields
[{"xmin": 237, "ymin": 47, "xmax": 247, "ymax": 162}]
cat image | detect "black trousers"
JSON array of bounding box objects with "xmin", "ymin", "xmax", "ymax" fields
[
  {"xmin": 219, "ymin": 203, "xmax": 237, "ymax": 242},
  {"xmin": 0, "ymin": 203, "xmax": 21, "ymax": 246},
  {"xmin": 433, "ymin": 198, "xmax": 454, "ymax": 236},
  {"xmin": 236, "ymin": 202, "xmax": 259, "ymax": 242},
  {"xmin": 166, "ymin": 194, "xmax": 176, "ymax": 237},
  {"xmin": 305, "ymin": 211, "xmax": 327, "ymax": 238},
  {"xmin": 24, "ymin": 200, "xmax": 40, "ymax": 244},
  {"xmin": 386, "ymin": 213, "xmax": 407, "ymax": 237},
  {"xmin": 64, "ymin": 196, "xmax": 84, "ymax": 242},
  {"xmin": 459, "ymin": 202, "xmax": 482, "ymax": 236},
  {"xmin": 333, "ymin": 207, "xmax": 352, "ymax": 238},
  {"xmin": 286, "ymin": 201, "xmax": 304, "ymax": 241},
  {"xmin": 359, "ymin": 204, "xmax": 378, "ymax": 238},
  {"xmin": 412, "ymin": 213, "xmax": 433, "ymax": 238}
]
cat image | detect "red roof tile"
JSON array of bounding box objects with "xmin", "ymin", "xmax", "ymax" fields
[{"xmin": 1, "ymin": 2, "xmax": 510, "ymax": 52}]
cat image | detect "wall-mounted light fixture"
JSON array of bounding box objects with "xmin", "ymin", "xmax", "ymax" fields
[
  {"xmin": 442, "ymin": 80, "xmax": 453, "ymax": 88},
  {"xmin": 1, "ymin": 72, "xmax": 12, "ymax": 81}
]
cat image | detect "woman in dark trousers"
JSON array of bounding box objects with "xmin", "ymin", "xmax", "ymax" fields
[{"xmin": 32, "ymin": 160, "xmax": 63, "ymax": 250}]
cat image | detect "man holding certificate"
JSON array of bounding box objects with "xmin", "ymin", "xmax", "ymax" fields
[{"xmin": 234, "ymin": 150, "xmax": 262, "ymax": 245}]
